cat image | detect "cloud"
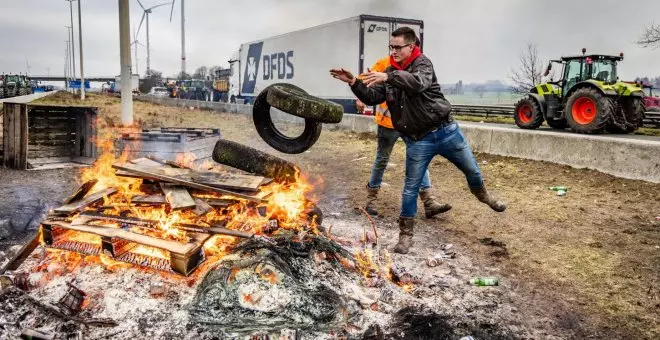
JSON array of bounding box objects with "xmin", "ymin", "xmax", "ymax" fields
[{"xmin": 1, "ymin": 0, "xmax": 659, "ymax": 83}]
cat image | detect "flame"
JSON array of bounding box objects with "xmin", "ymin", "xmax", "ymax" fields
[{"xmin": 34, "ymin": 125, "xmax": 327, "ymax": 281}]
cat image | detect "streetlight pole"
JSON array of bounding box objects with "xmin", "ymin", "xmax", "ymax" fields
[
  {"xmin": 66, "ymin": 0, "xmax": 76, "ymax": 79},
  {"xmin": 77, "ymin": 0, "xmax": 85, "ymax": 100},
  {"xmin": 180, "ymin": 0, "xmax": 185, "ymax": 76}
]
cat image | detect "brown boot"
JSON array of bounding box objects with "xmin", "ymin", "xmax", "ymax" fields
[
  {"xmin": 418, "ymin": 188, "xmax": 452, "ymax": 218},
  {"xmin": 393, "ymin": 217, "xmax": 414, "ymax": 254},
  {"xmin": 365, "ymin": 185, "xmax": 380, "ymax": 216},
  {"xmin": 470, "ymin": 186, "xmax": 507, "ymax": 212}
]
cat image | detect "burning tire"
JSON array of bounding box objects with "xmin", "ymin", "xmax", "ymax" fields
[
  {"xmin": 212, "ymin": 138, "xmax": 299, "ymax": 182},
  {"xmin": 607, "ymin": 97, "xmax": 645, "ymax": 134},
  {"xmin": 565, "ymin": 88, "xmax": 612, "ymax": 134},
  {"xmin": 513, "ymin": 97, "xmax": 543, "ymax": 129},
  {"xmin": 266, "ymin": 84, "xmax": 344, "ymax": 124},
  {"xmin": 253, "ymin": 83, "xmax": 323, "ymax": 154}
]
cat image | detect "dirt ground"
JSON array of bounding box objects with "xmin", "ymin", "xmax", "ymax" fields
[{"xmin": 1, "ymin": 93, "xmax": 659, "ymax": 339}]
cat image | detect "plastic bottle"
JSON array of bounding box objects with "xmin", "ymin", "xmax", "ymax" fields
[{"xmin": 469, "ymin": 277, "xmax": 499, "ymax": 286}]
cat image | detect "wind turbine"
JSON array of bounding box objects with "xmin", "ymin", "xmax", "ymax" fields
[
  {"xmin": 130, "ymin": 27, "xmax": 145, "ymax": 76},
  {"xmin": 169, "ymin": 0, "xmax": 185, "ymax": 78},
  {"xmin": 136, "ymin": 0, "xmax": 171, "ymax": 76}
]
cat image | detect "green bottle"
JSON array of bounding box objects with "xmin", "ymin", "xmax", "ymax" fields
[
  {"xmin": 469, "ymin": 277, "xmax": 499, "ymax": 286},
  {"xmin": 549, "ymin": 186, "xmax": 568, "ymax": 191}
]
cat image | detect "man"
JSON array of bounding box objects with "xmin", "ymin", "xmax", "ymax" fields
[
  {"xmin": 331, "ymin": 27, "xmax": 506, "ymax": 254},
  {"xmin": 357, "ymin": 39, "xmax": 451, "ymax": 218}
]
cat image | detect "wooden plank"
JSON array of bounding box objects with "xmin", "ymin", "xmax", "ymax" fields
[
  {"xmin": 26, "ymin": 162, "xmax": 90, "ymax": 171},
  {"xmin": 131, "ymin": 195, "xmax": 167, "ymax": 205},
  {"xmin": 160, "ymin": 183, "xmax": 196, "ymax": 210},
  {"xmin": 0, "ymin": 232, "xmax": 41, "ymax": 274},
  {"xmin": 71, "ymin": 156, "xmax": 95, "ymax": 165},
  {"xmin": 28, "ymin": 146, "xmax": 75, "ymax": 159},
  {"xmin": 192, "ymin": 198, "xmax": 213, "ymax": 216},
  {"xmin": 19, "ymin": 104, "xmax": 28, "ymax": 170},
  {"xmin": 199, "ymin": 198, "xmax": 241, "ymax": 208},
  {"xmin": 63, "ymin": 179, "xmax": 99, "ymax": 204},
  {"xmin": 112, "ymin": 163, "xmax": 266, "ymax": 203},
  {"xmin": 13, "ymin": 104, "xmax": 20, "ymax": 169},
  {"xmin": 27, "ymin": 156, "xmax": 75, "ymax": 165},
  {"xmin": 75, "ymin": 111, "xmax": 83, "ymax": 156},
  {"xmin": 3, "ymin": 104, "xmax": 11, "ymax": 167},
  {"xmin": 53, "ymin": 188, "xmax": 117, "ymax": 214},
  {"xmin": 43, "ymin": 220, "xmax": 198, "ymax": 256},
  {"xmin": 190, "ymin": 172, "xmax": 264, "ymax": 192},
  {"xmin": 130, "ymin": 157, "xmax": 170, "ymax": 168},
  {"xmin": 88, "ymin": 111, "xmax": 96, "ymax": 158}
]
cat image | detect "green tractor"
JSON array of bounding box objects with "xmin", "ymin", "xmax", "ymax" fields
[{"xmin": 514, "ymin": 49, "xmax": 646, "ymax": 134}]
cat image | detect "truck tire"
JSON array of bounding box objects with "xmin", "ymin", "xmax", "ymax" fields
[
  {"xmin": 546, "ymin": 118, "xmax": 568, "ymax": 130},
  {"xmin": 513, "ymin": 96, "xmax": 544, "ymax": 129},
  {"xmin": 607, "ymin": 97, "xmax": 645, "ymax": 133},
  {"xmin": 253, "ymin": 84, "xmax": 323, "ymax": 154},
  {"xmin": 266, "ymin": 84, "xmax": 344, "ymax": 124},
  {"xmin": 565, "ymin": 88, "xmax": 612, "ymax": 134},
  {"xmin": 212, "ymin": 138, "xmax": 299, "ymax": 183}
]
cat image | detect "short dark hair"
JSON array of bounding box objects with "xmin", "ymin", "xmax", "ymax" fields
[{"xmin": 392, "ymin": 27, "xmax": 417, "ymax": 45}]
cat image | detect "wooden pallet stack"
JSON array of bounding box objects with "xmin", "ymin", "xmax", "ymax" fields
[{"xmin": 34, "ymin": 157, "xmax": 277, "ymax": 276}]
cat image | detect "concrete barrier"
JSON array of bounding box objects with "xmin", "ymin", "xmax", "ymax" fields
[{"xmin": 135, "ymin": 96, "xmax": 660, "ymax": 183}]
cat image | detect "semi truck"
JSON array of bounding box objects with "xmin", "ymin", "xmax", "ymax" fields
[{"xmin": 226, "ymin": 14, "xmax": 424, "ymax": 113}]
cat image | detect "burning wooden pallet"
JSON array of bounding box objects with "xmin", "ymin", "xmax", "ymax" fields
[{"xmin": 23, "ymin": 156, "xmax": 305, "ymax": 276}]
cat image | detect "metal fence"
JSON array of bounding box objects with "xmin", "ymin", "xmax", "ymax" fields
[{"xmin": 451, "ymin": 104, "xmax": 660, "ymax": 128}]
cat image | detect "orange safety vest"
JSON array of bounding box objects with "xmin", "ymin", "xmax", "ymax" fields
[{"xmin": 358, "ymin": 56, "xmax": 393, "ymax": 129}]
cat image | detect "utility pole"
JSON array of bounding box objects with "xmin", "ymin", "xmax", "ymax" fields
[
  {"xmin": 180, "ymin": 0, "xmax": 185, "ymax": 76},
  {"xmin": 64, "ymin": 41, "xmax": 69, "ymax": 90},
  {"xmin": 77, "ymin": 0, "xmax": 85, "ymax": 100},
  {"xmin": 66, "ymin": 0, "xmax": 76, "ymax": 79},
  {"xmin": 119, "ymin": 0, "xmax": 133, "ymax": 125},
  {"xmin": 65, "ymin": 26, "xmax": 74, "ymax": 83}
]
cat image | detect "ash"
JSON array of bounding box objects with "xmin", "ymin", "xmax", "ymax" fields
[{"xmin": 0, "ymin": 214, "xmax": 537, "ymax": 340}]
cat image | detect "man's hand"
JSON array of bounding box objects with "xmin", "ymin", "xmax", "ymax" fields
[
  {"xmin": 330, "ymin": 68, "xmax": 356, "ymax": 85},
  {"xmin": 362, "ymin": 71, "xmax": 388, "ymax": 87}
]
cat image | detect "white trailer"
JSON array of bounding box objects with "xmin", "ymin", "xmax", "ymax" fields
[{"xmin": 228, "ymin": 14, "xmax": 423, "ymax": 113}]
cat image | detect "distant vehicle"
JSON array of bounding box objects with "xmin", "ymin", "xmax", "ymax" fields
[
  {"xmin": 226, "ymin": 14, "xmax": 423, "ymax": 112},
  {"xmin": 514, "ymin": 49, "xmax": 645, "ymax": 134},
  {"xmin": 148, "ymin": 86, "xmax": 169, "ymax": 97},
  {"xmin": 0, "ymin": 74, "xmax": 32, "ymax": 98}
]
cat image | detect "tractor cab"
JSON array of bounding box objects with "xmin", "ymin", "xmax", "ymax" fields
[{"xmin": 515, "ymin": 48, "xmax": 645, "ymax": 134}]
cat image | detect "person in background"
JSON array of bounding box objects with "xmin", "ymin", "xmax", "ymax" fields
[
  {"xmin": 358, "ymin": 38, "xmax": 451, "ymax": 219},
  {"xmin": 331, "ymin": 27, "xmax": 507, "ymax": 254}
]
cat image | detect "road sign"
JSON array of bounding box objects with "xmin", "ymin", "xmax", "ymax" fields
[{"xmin": 69, "ymin": 80, "xmax": 90, "ymax": 89}]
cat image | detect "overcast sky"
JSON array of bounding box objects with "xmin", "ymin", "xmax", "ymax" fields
[{"xmin": 1, "ymin": 0, "xmax": 659, "ymax": 84}]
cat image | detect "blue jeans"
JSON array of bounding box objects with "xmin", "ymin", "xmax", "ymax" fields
[
  {"xmin": 400, "ymin": 122, "xmax": 484, "ymax": 218},
  {"xmin": 368, "ymin": 125, "xmax": 432, "ymax": 190}
]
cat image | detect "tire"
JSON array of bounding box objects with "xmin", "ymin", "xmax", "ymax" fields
[
  {"xmin": 18, "ymin": 88, "xmax": 27, "ymax": 96},
  {"xmin": 266, "ymin": 84, "xmax": 344, "ymax": 123},
  {"xmin": 212, "ymin": 138, "xmax": 299, "ymax": 183},
  {"xmin": 0, "ymin": 89, "xmax": 4, "ymax": 99},
  {"xmin": 565, "ymin": 87, "xmax": 612, "ymax": 134},
  {"xmin": 546, "ymin": 118, "xmax": 568, "ymax": 129},
  {"xmin": 607, "ymin": 97, "xmax": 645, "ymax": 134},
  {"xmin": 513, "ymin": 97, "xmax": 544, "ymax": 129},
  {"xmin": 253, "ymin": 83, "xmax": 323, "ymax": 154}
]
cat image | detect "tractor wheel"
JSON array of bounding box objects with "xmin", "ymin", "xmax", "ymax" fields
[
  {"xmin": 546, "ymin": 118, "xmax": 568, "ymax": 130},
  {"xmin": 18, "ymin": 88, "xmax": 27, "ymax": 96},
  {"xmin": 565, "ymin": 88, "xmax": 612, "ymax": 134},
  {"xmin": 513, "ymin": 97, "xmax": 544, "ymax": 129},
  {"xmin": 0, "ymin": 89, "xmax": 4, "ymax": 99},
  {"xmin": 607, "ymin": 97, "xmax": 646, "ymax": 134}
]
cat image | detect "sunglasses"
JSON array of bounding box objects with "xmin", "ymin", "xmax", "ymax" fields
[{"xmin": 389, "ymin": 44, "xmax": 412, "ymax": 52}]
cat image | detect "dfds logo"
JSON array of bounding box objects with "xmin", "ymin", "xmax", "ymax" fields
[
  {"xmin": 262, "ymin": 52, "xmax": 294, "ymax": 81},
  {"xmin": 241, "ymin": 42, "xmax": 295, "ymax": 94}
]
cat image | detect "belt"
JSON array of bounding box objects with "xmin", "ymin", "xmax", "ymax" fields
[{"xmin": 429, "ymin": 118, "xmax": 455, "ymax": 132}]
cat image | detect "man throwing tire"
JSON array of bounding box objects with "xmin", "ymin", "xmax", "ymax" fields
[
  {"xmin": 331, "ymin": 27, "xmax": 507, "ymax": 254},
  {"xmin": 357, "ymin": 38, "xmax": 451, "ymax": 219}
]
